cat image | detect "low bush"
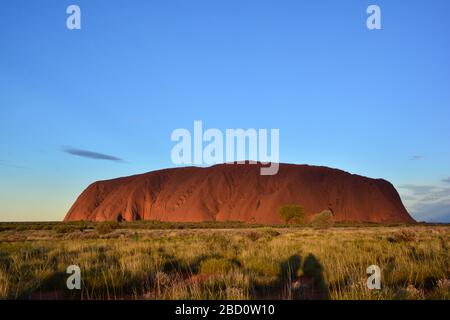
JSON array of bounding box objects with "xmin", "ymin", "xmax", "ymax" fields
[
  {"xmin": 261, "ymin": 228, "xmax": 281, "ymax": 238},
  {"xmin": 311, "ymin": 210, "xmax": 334, "ymax": 229},
  {"xmin": 54, "ymin": 224, "xmax": 73, "ymax": 234},
  {"xmin": 278, "ymin": 205, "xmax": 307, "ymax": 225},
  {"xmin": 199, "ymin": 258, "xmax": 234, "ymax": 275},
  {"xmin": 388, "ymin": 229, "xmax": 417, "ymax": 243},
  {"xmin": 245, "ymin": 231, "xmax": 262, "ymax": 241},
  {"xmin": 95, "ymin": 222, "xmax": 119, "ymax": 235}
]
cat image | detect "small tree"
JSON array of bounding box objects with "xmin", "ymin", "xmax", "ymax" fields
[
  {"xmin": 311, "ymin": 210, "xmax": 334, "ymax": 229},
  {"xmin": 278, "ymin": 205, "xmax": 307, "ymax": 225}
]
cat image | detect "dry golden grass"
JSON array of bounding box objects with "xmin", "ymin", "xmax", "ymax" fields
[{"xmin": 0, "ymin": 224, "xmax": 449, "ymax": 300}]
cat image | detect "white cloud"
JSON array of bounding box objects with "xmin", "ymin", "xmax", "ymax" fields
[{"xmin": 399, "ymin": 184, "xmax": 450, "ymax": 222}]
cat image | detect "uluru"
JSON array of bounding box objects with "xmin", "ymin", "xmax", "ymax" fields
[{"xmin": 64, "ymin": 163, "xmax": 415, "ymax": 224}]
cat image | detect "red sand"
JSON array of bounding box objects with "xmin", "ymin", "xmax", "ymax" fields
[{"xmin": 64, "ymin": 163, "xmax": 414, "ymax": 223}]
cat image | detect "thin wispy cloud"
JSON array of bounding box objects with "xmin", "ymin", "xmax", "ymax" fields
[
  {"xmin": 442, "ymin": 177, "xmax": 450, "ymax": 184},
  {"xmin": 410, "ymin": 155, "xmax": 424, "ymax": 160},
  {"xmin": 62, "ymin": 147, "xmax": 124, "ymax": 162},
  {"xmin": 0, "ymin": 159, "xmax": 27, "ymax": 169},
  {"xmin": 398, "ymin": 184, "xmax": 436, "ymax": 195}
]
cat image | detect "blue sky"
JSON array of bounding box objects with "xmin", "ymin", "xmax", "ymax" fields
[{"xmin": 1, "ymin": 0, "xmax": 449, "ymax": 222}]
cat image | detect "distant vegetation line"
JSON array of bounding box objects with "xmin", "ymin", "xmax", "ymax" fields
[{"xmin": 0, "ymin": 220, "xmax": 429, "ymax": 233}]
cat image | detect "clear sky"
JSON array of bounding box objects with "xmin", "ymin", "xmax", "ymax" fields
[{"xmin": 1, "ymin": 0, "xmax": 449, "ymax": 222}]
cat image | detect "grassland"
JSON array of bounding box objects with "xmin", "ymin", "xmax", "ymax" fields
[{"xmin": 0, "ymin": 222, "xmax": 449, "ymax": 300}]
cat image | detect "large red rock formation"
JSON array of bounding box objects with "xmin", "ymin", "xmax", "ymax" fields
[{"xmin": 64, "ymin": 163, "xmax": 414, "ymax": 223}]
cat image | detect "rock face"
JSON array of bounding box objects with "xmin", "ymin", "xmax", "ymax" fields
[{"xmin": 64, "ymin": 163, "xmax": 414, "ymax": 223}]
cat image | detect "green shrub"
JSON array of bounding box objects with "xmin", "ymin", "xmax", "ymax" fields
[
  {"xmin": 261, "ymin": 228, "xmax": 281, "ymax": 238},
  {"xmin": 243, "ymin": 257, "xmax": 279, "ymax": 278},
  {"xmin": 388, "ymin": 229, "xmax": 417, "ymax": 243},
  {"xmin": 246, "ymin": 231, "xmax": 262, "ymax": 241},
  {"xmin": 53, "ymin": 224, "xmax": 73, "ymax": 234},
  {"xmin": 0, "ymin": 226, "xmax": 10, "ymax": 232},
  {"xmin": 14, "ymin": 225, "xmax": 27, "ymax": 232},
  {"xmin": 278, "ymin": 205, "xmax": 307, "ymax": 225},
  {"xmin": 311, "ymin": 210, "xmax": 334, "ymax": 229},
  {"xmin": 199, "ymin": 258, "xmax": 234, "ymax": 275},
  {"xmin": 95, "ymin": 222, "xmax": 119, "ymax": 235}
]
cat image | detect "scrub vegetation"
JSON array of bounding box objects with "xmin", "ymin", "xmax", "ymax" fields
[{"xmin": 0, "ymin": 223, "xmax": 449, "ymax": 300}]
